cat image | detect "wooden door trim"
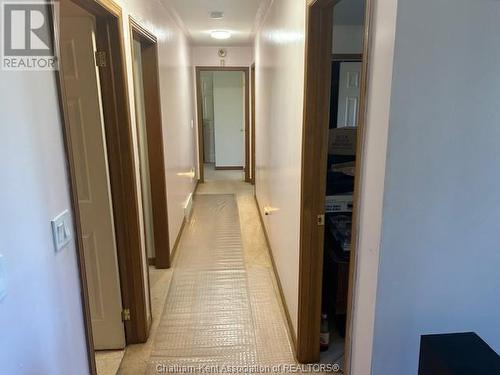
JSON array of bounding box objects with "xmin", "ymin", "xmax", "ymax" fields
[
  {"xmin": 54, "ymin": 4, "xmax": 150, "ymax": 373},
  {"xmin": 297, "ymin": 0, "xmax": 335, "ymax": 363},
  {"xmin": 129, "ymin": 16, "xmax": 157, "ymax": 44},
  {"xmin": 129, "ymin": 16, "xmax": 171, "ymax": 271},
  {"xmin": 214, "ymin": 166, "xmax": 244, "ymax": 170},
  {"xmin": 297, "ymin": 0, "xmax": 373, "ymax": 371},
  {"xmin": 92, "ymin": 0, "xmax": 150, "ymax": 346},
  {"xmin": 332, "ymin": 53, "xmax": 363, "ymax": 61},
  {"xmin": 195, "ymin": 66, "xmax": 250, "ymax": 183},
  {"xmin": 250, "ymin": 63, "xmax": 256, "ymax": 185}
]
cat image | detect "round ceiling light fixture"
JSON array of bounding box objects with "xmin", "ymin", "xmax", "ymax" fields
[{"xmin": 210, "ymin": 30, "xmax": 231, "ymax": 40}]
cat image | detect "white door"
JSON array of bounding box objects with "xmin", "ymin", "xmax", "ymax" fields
[
  {"xmin": 213, "ymin": 71, "xmax": 245, "ymax": 167},
  {"xmin": 337, "ymin": 62, "xmax": 362, "ymax": 127},
  {"xmin": 60, "ymin": 15, "xmax": 125, "ymax": 350}
]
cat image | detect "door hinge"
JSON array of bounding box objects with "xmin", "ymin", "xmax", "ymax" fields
[
  {"xmin": 95, "ymin": 51, "xmax": 107, "ymax": 67},
  {"xmin": 317, "ymin": 214, "xmax": 325, "ymax": 226},
  {"xmin": 121, "ymin": 308, "xmax": 131, "ymax": 321}
]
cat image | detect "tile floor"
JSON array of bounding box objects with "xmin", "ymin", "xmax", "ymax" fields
[
  {"xmin": 95, "ymin": 350, "xmax": 125, "ymax": 375},
  {"xmin": 116, "ymin": 267, "xmax": 173, "ymax": 375},
  {"xmin": 95, "ymin": 265, "xmax": 173, "ymax": 374},
  {"xmin": 203, "ymin": 163, "xmax": 246, "ymax": 182},
  {"xmin": 320, "ymin": 332, "xmax": 345, "ymax": 368}
]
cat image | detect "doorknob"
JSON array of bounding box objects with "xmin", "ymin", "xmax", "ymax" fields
[{"xmin": 264, "ymin": 206, "xmax": 279, "ymax": 215}]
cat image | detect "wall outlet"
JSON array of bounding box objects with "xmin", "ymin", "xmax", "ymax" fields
[
  {"xmin": 51, "ymin": 210, "xmax": 72, "ymax": 252},
  {"xmin": 0, "ymin": 254, "xmax": 7, "ymax": 302}
]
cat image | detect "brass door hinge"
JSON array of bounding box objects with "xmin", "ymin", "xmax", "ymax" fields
[
  {"xmin": 122, "ymin": 308, "xmax": 131, "ymax": 321},
  {"xmin": 95, "ymin": 51, "xmax": 107, "ymax": 67},
  {"xmin": 317, "ymin": 214, "xmax": 325, "ymax": 226}
]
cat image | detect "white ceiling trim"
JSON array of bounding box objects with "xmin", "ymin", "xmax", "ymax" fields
[
  {"xmin": 251, "ymin": 0, "xmax": 274, "ymax": 39},
  {"xmin": 160, "ymin": 1, "xmax": 193, "ymax": 44}
]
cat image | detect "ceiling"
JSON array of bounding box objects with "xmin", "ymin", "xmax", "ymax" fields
[
  {"xmin": 169, "ymin": 0, "xmax": 268, "ymax": 46},
  {"xmin": 334, "ymin": 0, "xmax": 366, "ymax": 26}
]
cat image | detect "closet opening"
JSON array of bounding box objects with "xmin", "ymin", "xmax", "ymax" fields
[
  {"xmin": 298, "ymin": 0, "xmax": 371, "ymax": 372},
  {"xmin": 129, "ymin": 17, "xmax": 171, "ymax": 270}
]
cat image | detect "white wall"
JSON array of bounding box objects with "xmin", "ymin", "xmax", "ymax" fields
[
  {"xmin": 0, "ymin": 0, "xmax": 196, "ymax": 373},
  {"xmin": 254, "ymin": 0, "xmax": 306, "ymax": 334},
  {"xmin": 348, "ymin": 0, "xmax": 398, "ymax": 373},
  {"xmin": 332, "ymin": 25, "xmax": 363, "ymax": 54},
  {"xmin": 372, "ymin": 0, "xmax": 500, "ymax": 374},
  {"xmin": 192, "ymin": 46, "xmax": 253, "ymax": 67},
  {"xmin": 331, "ymin": 0, "xmax": 364, "ymax": 54},
  {"xmin": 0, "ymin": 72, "xmax": 89, "ymax": 374},
  {"xmin": 213, "ymin": 71, "xmax": 245, "ymax": 167}
]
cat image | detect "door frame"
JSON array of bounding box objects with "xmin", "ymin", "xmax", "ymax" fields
[
  {"xmin": 129, "ymin": 17, "xmax": 171, "ymax": 270},
  {"xmin": 297, "ymin": 0, "xmax": 373, "ymax": 373},
  {"xmin": 53, "ymin": 0, "xmax": 151, "ymax": 372},
  {"xmin": 195, "ymin": 66, "xmax": 250, "ymax": 183}
]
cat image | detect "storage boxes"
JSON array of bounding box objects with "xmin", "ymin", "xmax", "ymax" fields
[
  {"xmin": 329, "ymin": 127, "xmax": 358, "ymax": 155},
  {"xmin": 325, "ymin": 194, "xmax": 353, "ymax": 213}
]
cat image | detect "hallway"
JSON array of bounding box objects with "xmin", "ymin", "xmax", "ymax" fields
[
  {"xmin": 116, "ymin": 172, "xmax": 305, "ymax": 374},
  {"xmin": 5, "ymin": 0, "xmax": 500, "ymax": 373}
]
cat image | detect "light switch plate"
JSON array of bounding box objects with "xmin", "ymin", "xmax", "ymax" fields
[
  {"xmin": 51, "ymin": 210, "xmax": 72, "ymax": 252},
  {"xmin": 0, "ymin": 254, "xmax": 7, "ymax": 302}
]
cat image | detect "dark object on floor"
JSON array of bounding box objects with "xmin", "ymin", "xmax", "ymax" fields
[
  {"xmin": 336, "ymin": 314, "xmax": 346, "ymax": 338},
  {"xmin": 419, "ymin": 332, "xmax": 500, "ymax": 375},
  {"xmin": 322, "ymin": 221, "xmax": 349, "ymax": 339},
  {"xmin": 320, "ymin": 313, "xmax": 330, "ymax": 352}
]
